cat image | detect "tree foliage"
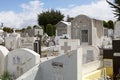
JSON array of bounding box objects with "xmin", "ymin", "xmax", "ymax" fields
[
  {"xmin": 106, "ymin": 0, "xmax": 120, "ymax": 20},
  {"xmin": 103, "ymin": 20, "xmax": 114, "ymax": 29},
  {"xmin": 103, "ymin": 21, "xmax": 108, "ymax": 28},
  {"xmin": 46, "ymin": 24, "xmax": 55, "ymax": 36},
  {"xmin": 33, "ymin": 25, "xmax": 38, "ymax": 29},
  {"xmin": 21, "ymin": 28, "xmax": 26, "ymax": 32},
  {"xmin": 0, "ymin": 71, "xmax": 14, "ymax": 80},
  {"xmin": 38, "ymin": 9, "xmax": 64, "ymax": 32},
  {"xmin": 26, "ymin": 26, "xmax": 32, "ymax": 30},
  {"xmin": 66, "ymin": 15, "xmax": 74, "ymax": 22},
  {"xmin": 3, "ymin": 27, "xmax": 13, "ymax": 33},
  {"xmin": 53, "ymin": 25, "xmax": 56, "ymax": 36},
  {"xmin": 108, "ymin": 20, "xmax": 114, "ymax": 29}
]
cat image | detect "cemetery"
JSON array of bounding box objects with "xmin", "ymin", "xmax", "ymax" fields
[
  {"xmin": 1, "ymin": 0, "xmax": 120, "ymax": 79},
  {"xmin": 0, "ymin": 14, "xmax": 115, "ymax": 80},
  {"xmin": 0, "ymin": 1, "xmax": 120, "ymax": 79}
]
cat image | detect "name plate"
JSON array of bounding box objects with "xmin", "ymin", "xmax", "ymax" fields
[
  {"xmin": 104, "ymin": 59, "xmax": 113, "ymax": 67},
  {"xmin": 52, "ymin": 61, "xmax": 63, "ymax": 68},
  {"xmin": 114, "ymin": 53, "xmax": 120, "ymax": 56}
]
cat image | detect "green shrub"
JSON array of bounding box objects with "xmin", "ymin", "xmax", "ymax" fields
[{"xmin": 0, "ymin": 71, "xmax": 14, "ymax": 80}]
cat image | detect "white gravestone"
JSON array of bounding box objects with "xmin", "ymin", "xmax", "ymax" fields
[
  {"xmin": 0, "ymin": 46, "xmax": 9, "ymax": 75},
  {"xmin": 81, "ymin": 46, "xmax": 102, "ymax": 75},
  {"xmin": 0, "ymin": 36, "xmax": 4, "ymax": 44},
  {"xmin": 59, "ymin": 39, "xmax": 80, "ymax": 56},
  {"xmin": 5, "ymin": 32, "xmax": 20, "ymax": 50},
  {"xmin": 20, "ymin": 37, "xmax": 35, "ymax": 50},
  {"xmin": 7, "ymin": 48, "xmax": 40, "ymax": 78},
  {"xmin": 81, "ymin": 46, "xmax": 100, "ymax": 64}
]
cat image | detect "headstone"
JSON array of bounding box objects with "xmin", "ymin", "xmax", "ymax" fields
[
  {"xmin": 0, "ymin": 46, "xmax": 9, "ymax": 75},
  {"xmin": 59, "ymin": 39, "xmax": 80, "ymax": 56},
  {"xmin": 108, "ymin": 29, "xmax": 113, "ymax": 37},
  {"xmin": 54, "ymin": 36, "xmax": 60, "ymax": 45},
  {"xmin": 2, "ymin": 32, "xmax": 7, "ymax": 38},
  {"xmin": 104, "ymin": 28, "xmax": 108, "ymax": 36},
  {"xmin": 34, "ymin": 40, "xmax": 41, "ymax": 55},
  {"xmin": 103, "ymin": 40, "xmax": 120, "ymax": 79},
  {"xmin": 5, "ymin": 32, "xmax": 20, "ymax": 50},
  {"xmin": 86, "ymin": 50, "xmax": 94, "ymax": 63},
  {"xmin": 102, "ymin": 37, "xmax": 112, "ymax": 49},
  {"xmin": 81, "ymin": 46, "xmax": 103, "ymax": 77},
  {"xmin": 104, "ymin": 59, "xmax": 113, "ymax": 67},
  {"xmin": 21, "ymin": 26, "xmax": 43, "ymax": 37},
  {"xmin": 48, "ymin": 41, "xmax": 55, "ymax": 47},
  {"xmin": 0, "ymin": 29, "xmax": 3, "ymax": 37},
  {"xmin": 34, "ymin": 28, "xmax": 43, "ymax": 36},
  {"xmin": 82, "ymin": 46, "xmax": 100, "ymax": 64},
  {"xmin": 7, "ymin": 48, "xmax": 40, "ymax": 78},
  {"xmin": 20, "ymin": 37, "xmax": 35, "ymax": 50},
  {"xmin": 0, "ymin": 36, "xmax": 4, "ymax": 44},
  {"xmin": 114, "ymin": 21, "xmax": 120, "ymax": 39}
]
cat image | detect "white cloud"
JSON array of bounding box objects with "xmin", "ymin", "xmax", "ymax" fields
[
  {"xmin": 0, "ymin": 0, "xmax": 44, "ymax": 29},
  {"xmin": 0, "ymin": 0, "xmax": 116, "ymax": 29},
  {"xmin": 60, "ymin": 0, "xmax": 115, "ymax": 21}
]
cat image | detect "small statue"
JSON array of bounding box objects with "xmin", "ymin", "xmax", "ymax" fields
[{"xmin": 1, "ymin": 23, "xmax": 3, "ymax": 28}]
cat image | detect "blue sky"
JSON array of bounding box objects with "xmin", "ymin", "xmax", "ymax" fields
[
  {"xmin": 40, "ymin": 0, "xmax": 95, "ymax": 8},
  {"xmin": 0, "ymin": 0, "xmax": 114, "ymax": 28},
  {"xmin": 0, "ymin": 0, "xmax": 29, "ymax": 12},
  {"xmin": 0, "ymin": 0, "xmax": 96, "ymax": 12}
]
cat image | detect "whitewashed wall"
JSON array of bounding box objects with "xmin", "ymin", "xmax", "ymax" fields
[
  {"xmin": 5, "ymin": 37, "xmax": 20, "ymax": 50},
  {"xmin": 16, "ymin": 46, "xmax": 101, "ymax": 80},
  {"xmin": 16, "ymin": 49, "xmax": 82, "ymax": 80}
]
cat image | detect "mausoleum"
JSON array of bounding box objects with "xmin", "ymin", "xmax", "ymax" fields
[
  {"xmin": 56, "ymin": 21, "xmax": 71, "ymax": 38},
  {"xmin": 71, "ymin": 15, "xmax": 104, "ymax": 46}
]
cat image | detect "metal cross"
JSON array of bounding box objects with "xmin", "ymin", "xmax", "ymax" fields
[{"xmin": 61, "ymin": 42, "xmax": 71, "ymax": 54}]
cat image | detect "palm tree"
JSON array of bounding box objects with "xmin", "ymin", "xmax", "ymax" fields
[{"xmin": 106, "ymin": 0, "xmax": 120, "ymax": 20}]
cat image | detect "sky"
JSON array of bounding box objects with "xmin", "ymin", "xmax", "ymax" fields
[{"xmin": 0, "ymin": 0, "xmax": 115, "ymax": 29}]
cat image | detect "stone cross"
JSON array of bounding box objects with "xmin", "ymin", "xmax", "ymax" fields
[{"xmin": 61, "ymin": 42, "xmax": 71, "ymax": 54}]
